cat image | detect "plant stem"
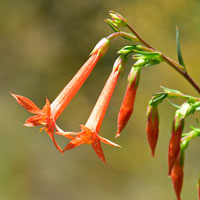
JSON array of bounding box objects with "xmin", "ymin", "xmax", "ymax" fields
[{"xmin": 126, "ymin": 24, "xmax": 200, "ymax": 94}]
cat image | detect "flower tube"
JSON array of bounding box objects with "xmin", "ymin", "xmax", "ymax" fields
[{"xmin": 57, "ymin": 56, "xmax": 126, "ymax": 164}]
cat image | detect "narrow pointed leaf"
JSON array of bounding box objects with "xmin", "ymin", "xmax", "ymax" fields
[
  {"xmin": 161, "ymin": 86, "xmax": 184, "ymax": 97},
  {"xmin": 167, "ymin": 99, "xmax": 180, "ymax": 109},
  {"xmin": 176, "ymin": 27, "xmax": 186, "ymax": 70}
]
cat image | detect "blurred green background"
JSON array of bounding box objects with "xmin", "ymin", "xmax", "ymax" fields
[{"xmin": 1, "ymin": 0, "xmax": 200, "ymax": 199}]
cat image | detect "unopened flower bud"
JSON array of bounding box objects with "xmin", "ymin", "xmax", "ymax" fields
[
  {"xmin": 90, "ymin": 38, "xmax": 110, "ymax": 58},
  {"xmin": 113, "ymin": 55, "xmax": 127, "ymax": 73},
  {"xmin": 109, "ymin": 11, "xmax": 127, "ymax": 27},
  {"xmin": 116, "ymin": 66, "xmax": 140, "ymax": 137},
  {"xmin": 146, "ymin": 105, "xmax": 159, "ymax": 156},
  {"xmin": 168, "ymin": 116, "xmax": 184, "ymax": 176},
  {"xmin": 171, "ymin": 153, "xmax": 184, "ymax": 200}
]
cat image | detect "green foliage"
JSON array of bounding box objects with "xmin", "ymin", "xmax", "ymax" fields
[{"xmin": 176, "ymin": 27, "xmax": 186, "ymax": 70}]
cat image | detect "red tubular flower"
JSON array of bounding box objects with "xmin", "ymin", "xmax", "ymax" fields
[
  {"xmin": 146, "ymin": 105, "xmax": 159, "ymax": 156},
  {"xmin": 11, "ymin": 38, "xmax": 110, "ymax": 152},
  {"xmin": 168, "ymin": 117, "xmax": 184, "ymax": 176},
  {"xmin": 51, "ymin": 38, "xmax": 110, "ymax": 120},
  {"xmin": 116, "ymin": 66, "xmax": 140, "ymax": 137},
  {"xmin": 171, "ymin": 153, "xmax": 184, "ymax": 200},
  {"xmin": 57, "ymin": 57, "xmax": 125, "ymax": 164}
]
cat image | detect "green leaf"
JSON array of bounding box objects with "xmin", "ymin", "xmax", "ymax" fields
[
  {"xmin": 105, "ymin": 19, "xmax": 119, "ymax": 32},
  {"xmin": 176, "ymin": 26, "xmax": 186, "ymax": 70},
  {"xmin": 160, "ymin": 86, "xmax": 184, "ymax": 97},
  {"xmin": 166, "ymin": 99, "xmax": 180, "ymax": 109}
]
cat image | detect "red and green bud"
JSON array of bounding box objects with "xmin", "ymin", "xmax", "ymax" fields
[
  {"xmin": 109, "ymin": 11, "xmax": 127, "ymax": 27},
  {"xmin": 146, "ymin": 105, "xmax": 159, "ymax": 156},
  {"xmin": 116, "ymin": 66, "xmax": 140, "ymax": 137},
  {"xmin": 112, "ymin": 55, "xmax": 127, "ymax": 74},
  {"xmin": 90, "ymin": 37, "xmax": 110, "ymax": 58},
  {"xmin": 171, "ymin": 153, "xmax": 184, "ymax": 200},
  {"xmin": 168, "ymin": 115, "xmax": 184, "ymax": 176}
]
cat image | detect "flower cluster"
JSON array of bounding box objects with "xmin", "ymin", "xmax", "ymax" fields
[
  {"xmin": 11, "ymin": 11, "xmax": 200, "ymax": 200},
  {"xmin": 11, "ymin": 35, "xmax": 142, "ymax": 164}
]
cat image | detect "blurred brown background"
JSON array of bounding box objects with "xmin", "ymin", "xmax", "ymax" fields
[{"xmin": 1, "ymin": 0, "xmax": 200, "ymax": 199}]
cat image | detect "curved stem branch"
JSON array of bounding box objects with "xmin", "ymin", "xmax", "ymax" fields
[{"xmin": 126, "ymin": 24, "xmax": 200, "ymax": 94}]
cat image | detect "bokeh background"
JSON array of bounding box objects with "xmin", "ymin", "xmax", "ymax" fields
[{"xmin": 1, "ymin": 0, "xmax": 200, "ymax": 199}]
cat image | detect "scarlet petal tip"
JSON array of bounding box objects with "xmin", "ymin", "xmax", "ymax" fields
[
  {"xmin": 115, "ymin": 131, "xmax": 121, "ymax": 138},
  {"xmin": 24, "ymin": 123, "xmax": 33, "ymax": 127},
  {"xmin": 151, "ymin": 151, "xmax": 155, "ymax": 157}
]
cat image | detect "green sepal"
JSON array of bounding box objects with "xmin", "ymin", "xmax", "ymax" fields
[
  {"xmin": 179, "ymin": 148, "xmax": 185, "ymax": 167},
  {"xmin": 132, "ymin": 51, "xmax": 161, "ymax": 57},
  {"xmin": 90, "ymin": 38, "xmax": 110, "ymax": 58},
  {"xmin": 176, "ymin": 26, "xmax": 186, "ymax": 70},
  {"xmin": 149, "ymin": 93, "xmax": 168, "ymax": 107},
  {"xmin": 132, "ymin": 51, "xmax": 163, "ymax": 67},
  {"xmin": 112, "ymin": 55, "xmax": 127, "ymax": 74},
  {"xmin": 181, "ymin": 126, "xmax": 200, "ymax": 151},
  {"xmin": 105, "ymin": 19, "xmax": 120, "ymax": 32},
  {"xmin": 118, "ymin": 45, "xmax": 152, "ymax": 56},
  {"xmin": 190, "ymin": 126, "xmax": 200, "ymax": 136},
  {"xmin": 181, "ymin": 139, "xmax": 189, "ymax": 150},
  {"xmin": 176, "ymin": 102, "xmax": 191, "ymax": 119},
  {"xmin": 173, "ymin": 101, "xmax": 200, "ymax": 131},
  {"xmin": 146, "ymin": 104, "xmax": 159, "ymax": 122},
  {"xmin": 133, "ymin": 59, "xmax": 146, "ymax": 67},
  {"xmin": 161, "ymin": 86, "xmax": 200, "ymax": 101},
  {"xmin": 128, "ymin": 66, "xmax": 141, "ymax": 88},
  {"xmin": 174, "ymin": 114, "xmax": 184, "ymax": 133}
]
